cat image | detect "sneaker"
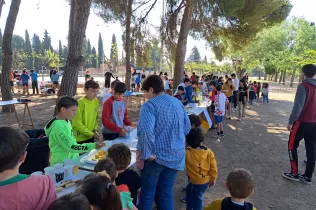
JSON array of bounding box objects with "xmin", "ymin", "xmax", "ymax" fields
[
  {"xmin": 220, "ymin": 134, "xmax": 225, "ymax": 137},
  {"xmin": 282, "ymin": 172, "xmax": 299, "ymax": 181},
  {"xmin": 180, "ymin": 197, "xmax": 186, "ymax": 203},
  {"xmin": 299, "ymin": 174, "xmax": 312, "ymax": 184}
]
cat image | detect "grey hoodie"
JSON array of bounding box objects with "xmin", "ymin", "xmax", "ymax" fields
[{"xmin": 289, "ymin": 78, "xmax": 316, "ymax": 124}]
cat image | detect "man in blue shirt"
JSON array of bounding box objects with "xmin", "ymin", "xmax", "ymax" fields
[
  {"xmin": 30, "ymin": 70, "xmax": 39, "ymax": 94},
  {"xmin": 20, "ymin": 69, "xmax": 30, "ymax": 95},
  {"xmin": 137, "ymin": 75, "xmax": 191, "ymax": 210}
]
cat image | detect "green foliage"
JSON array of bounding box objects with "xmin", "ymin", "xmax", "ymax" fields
[
  {"xmin": 110, "ymin": 34, "xmax": 119, "ymax": 68},
  {"xmin": 98, "ymin": 33, "xmax": 104, "ymax": 68},
  {"xmin": 12, "ymin": 35, "xmax": 24, "ymax": 50},
  {"xmin": 24, "ymin": 30, "xmax": 33, "ymax": 69},
  {"xmin": 188, "ymin": 46, "xmax": 201, "ymax": 62},
  {"xmin": 91, "ymin": 46, "xmax": 97, "ymax": 68},
  {"xmin": 42, "ymin": 29, "xmax": 53, "ymax": 53}
]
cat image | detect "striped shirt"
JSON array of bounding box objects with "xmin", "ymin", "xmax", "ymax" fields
[{"xmin": 137, "ymin": 93, "xmax": 191, "ymax": 170}]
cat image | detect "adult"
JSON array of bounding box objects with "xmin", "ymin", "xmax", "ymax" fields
[
  {"xmin": 243, "ymin": 73, "xmax": 249, "ymax": 83},
  {"xmin": 141, "ymin": 68, "xmax": 146, "ymax": 84},
  {"xmin": 222, "ymin": 78, "xmax": 235, "ymax": 119},
  {"xmin": 30, "ymin": 70, "xmax": 39, "ymax": 94},
  {"xmin": 190, "ymin": 72, "xmax": 196, "ymax": 81},
  {"xmin": 20, "ymin": 69, "xmax": 30, "ymax": 95},
  {"xmin": 14, "ymin": 70, "xmax": 21, "ymax": 93},
  {"xmin": 9, "ymin": 69, "xmax": 14, "ymax": 93},
  {"xmin": 85, "ymin": 70, "xmax": 91, "ymax": 82},
  {"xmin": 283, "ymin": 64, "xmax": 316, "ymax": 184},
  {"xmin": 104, "ymin": 69, "xmax": 115, "ymax": 88},
  {"xmin": 159, "ymin": 71, "xmax": 163, "ymax": 80},
  {"xmin": 231, "ymin": 73, "xmax": 240, "ymax": 111},
  {"xmin": 137, "ymin": 75, "xmax": 191, "ymax": 210}
]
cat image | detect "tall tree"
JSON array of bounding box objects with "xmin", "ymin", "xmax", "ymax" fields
[
  {"xmin": 98, "ymin": 33, "xmax": 104, "ymax": 68},
  {"xmin": 188, "ymin": 46, "xmax": 201, "ymax": 62},
  {"xmin": 0, "ymin": 0, "xmax": 5, "ymax": 18},
  {"xmin": 1, "ymin": 0, "xmax": 22, "ymax": 112},
  {"xmin": 58, "ymin": 40, "xmax": 63, "ymax": 64},
  {"xmin": 42, "ymin": 29, "xmax": 53, "ymax": 53},
  {"xmin": 57, "ymin": 0, "xmax": 92, "ymax": 101},
  {"xmin": 91, "ymin": 46, "xmax": 97, "ymax": 68},
  {"xmin": 0, "ymin": 29, "xmax": 2, "ymax": 66},
  {"xmin": 12, "ymin": 35, "xmax": 24, "ymax": 50},
  {"xmin": 32, "ymin": 33, "xmax": 42, "ymax": 70},
  {"xmin": 110, "ymin": 34, "xmax": 118, "ymax": 71},
  {"xmin": 86, "ymin": 39, "xmax": 92, "ymax": 55},
  {"xmin": 24, "ymin": 29, "xmax": 33, "ymax": 69}
]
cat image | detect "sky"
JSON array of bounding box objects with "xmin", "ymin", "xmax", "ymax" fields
[{"xmin": 1, "ymin": 0, "xmax": 316, "ymax": 61}]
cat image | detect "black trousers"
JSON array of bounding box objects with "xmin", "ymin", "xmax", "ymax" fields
[
  {"xmin": 32, "ymin": 81, "xmax": 39, "ymax": 94},
  {"xmin": 288, "ymin": 121, "xmax": 316, "ymax": 178},
  {"xmin": 104, "ymin": 79, "xmax": 111, "ymax": 88},
  {"xmin": 232, "ymin": 90, "xmax": 238, "ymax": 108}
]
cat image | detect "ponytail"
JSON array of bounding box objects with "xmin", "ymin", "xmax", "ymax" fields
[{"xmin": 106, "ymin": 184, "xmax": 123, "ymax": 210}]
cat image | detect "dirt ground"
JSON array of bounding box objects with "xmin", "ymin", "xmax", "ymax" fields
[{"xmin": 0, "ymin": 83, "xmax": 315, "ymax": 210}]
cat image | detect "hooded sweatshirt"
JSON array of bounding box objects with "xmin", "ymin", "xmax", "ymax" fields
[
  {"xmin": 186, "ymin": 145, "xmax": 218, "ymax": 185},
  {"xmin": 45, "ymin": 117, "xmax": 95, "ymax": 165},
  {"xmin": 289, "ymin": 78, "xmax": 316, "ymax": 124},
  {"xmin": 0, "ymin": 174, "xmax": 57, "ymax": 210},
  {"xmin": 203, "ymin": 198, "xmax": 256, "ymax": 210}
]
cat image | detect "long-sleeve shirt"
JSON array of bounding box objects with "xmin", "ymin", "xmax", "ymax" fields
[
  {"xmin": 137, "ymin": 93, "xmax": 191, "ymax": 170},
  {"xmin": 185, "ymin": 85, "xmax": 195, "ymax": 103},
  {"xmin": 102, "ymin": 96, "xmax": 132, "ymax": 134},
  {"xmin": 72, "ymin": 96, "xmax": 99, "ymax": 142},
  {"xmin": 45, "ymin": 118, "xmax": 95, "ymax": 165}
]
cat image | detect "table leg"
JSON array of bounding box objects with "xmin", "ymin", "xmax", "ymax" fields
[
  {"xmin": 14, "ymin": 105, "xmax": 20, "ymax": 126},
  {"xmin": 26, "ymin": 103, "xmax": 35, "ymax": 128},
  {"xmin": 21, "ymin": 104, "xmax": 27, "ymax": 128},
  {"xmin": 8, "ymin": 105, "xmax": 12, "ymax": 125}
]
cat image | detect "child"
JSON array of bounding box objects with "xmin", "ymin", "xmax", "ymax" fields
[
  {"xmin": 130, "ymin": 74, "xmax": 136, "ymax": 91},
  {"xmin": 107, "ymin": 144, "xmax": 141, "ymax": 206},
  {"xmin": 222, "ymin": 78, "xmax": 235, "ymax": 119},
  {"xmin": 78, "ymin": 171, "xmax": 123, "ymax": 210},
  {"xmin": 189, "ymin": 114, "xmax": 201, "ymax": 128},
  {"xmin": 248, "ymin": 83, "xmax": 256, "ymax": 109},
  {"xmin": 45, "ymin": 96, "xmax": 104, "ymax": 165},
  {"xmin": 191, "ymin": 81, "xmax": 198, "ymax": 101},
  {"xmin": 203, "ymin": 168, "xmax": 256, "ymax": 210},
  {"xmin": 102, "ymin": 82, "xmax": 132, "ymax": 140},
  {"xmin": 256, "ymin": 82, "xmax": 261, "ymax": 99},
  {"xmin": 72, "ymin": 80, "xmax": 100, "ymax": 144},
  {"xmin": 261, "ymin": 83, "xmax": 269, "ymax": 104},
  {"xmin": 174, "ymin": 86, "xmax": 187, "ymax": 105},
  {"xmin": 48, "ymin": 193, "xmax": 91, "ymax": 210},
  {"xmin": 103, "ymin": 80, "xmax": 119, "ymax": 105},
  {"xmin": 30, "ymin": 70, "xmax": 39, "ymax": 94},
  {"xmin": 51, "ymin": 70, "xmax": 60, "ymax": 92},
  {"xmin": 135, "ymin": 73, "xmax": 141, "ymax": 91},
  {"xmin": 0, "ymin": 126, "xmax": 57, "ymax": 210},
  {"xmin": 214, "ymin": 84, "xmax": 228, "ymax": 137},
  {"xmin": 93, "ymin": 158, "xmax": 138, "ymax": 210},
  {"xmin": 186, "ymin": 128, "xmax": 218, "ymax": 210},
  {"xmin": 237, "ymin": 80, "xmax": 249, "ymax": 121},
  {"xmin": 20, "ymin": 69, "xmax": 30, "ymax": 95},
  {"xmin": 209, "ymin": 81, "xmax": 217, "ymax": 130},
  {"xmin": 184, "ymin": 78, "xmax": 195, "ymax": 103}
]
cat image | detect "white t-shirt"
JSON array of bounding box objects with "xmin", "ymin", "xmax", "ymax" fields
[
  {"xmin": 233, "ymin": 77, "xmax": 239, "ymax": 91},
  {"xmin": 164, "ymin": 79, "xmax": 170, "ymax": 90},
  {"xmin": 215, "ymin": 92, "xmax": 227, "ymax": 116}
]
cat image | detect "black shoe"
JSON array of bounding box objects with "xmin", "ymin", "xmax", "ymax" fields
[
  {"xmin": 299, "ymin": 174, "xmax": 312, "ymax": 184},
  {"xmin": 282, "ymin": 172, "xmax": 299, "ymax": 181},
  {"xmin": 220, "ymin": 134, "xmax": 225, "ymax": 137}
]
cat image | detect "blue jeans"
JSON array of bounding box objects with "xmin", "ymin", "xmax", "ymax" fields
[
  {"xmin": 186, "ymin": 182, "xmax": 209, "ymax": 210},
  {"xmin": 262, "ymin": 94, "xmax": 269, "ymax": 103},
  {"xmin": 249, "ymin": 99, "xmax": 253, "ymax": 105},
  {"xmin": 139, "ymin": 160, "xmax": 178, "ymax": 210}
]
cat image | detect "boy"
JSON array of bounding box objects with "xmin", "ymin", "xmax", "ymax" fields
[
  {"xmin": 0, "ymin": 126, "xmax": 56, "ymax": 210},
  {"xmin": 10, "ymin": 70, "xmax": 14, "ymax": 93},
  {"xmin": 48, "ymin": 193, "xmax": 91, "ymax": 210},
  {"xmin": 203, "ymin": 168, "xmax": 256, "ymax": 210},
  {"xmin": 186, "ymin": 127, "xmax": 218, "ymax": 210},
  {"xmin": 20, "ymin": 69, "xmax": 30, "ymax": 95},
  {"xmin": 107, "ymin": 143, "xmax": 141, "ymax": 205},
  {"xmin": 94, "ymin": 158, "xmax": 138, "ymax": 210},
  {"xmin": 102, "ymin": 82, "xmax": 132, "ymax": 140},
  {"xmin": 30, "ymin": 70, "xmax": 39, "ymax": 94},
  {"xmin": 174, "ymin": 86, "xmax": 187, "ymax": 105},
  {"xmin": 214, "ymin": 84, "xmax": 228, "ymax": 138},
  {"xmin": 283, "ymin": 64, "xmax": 316, "ymax": 184},
  {"xmin": 184, "ymin": 78, "xmax": 195, "ymax": 103},
  {"xmin": 135, "ymin": 73, "xmax": 141, "ymax": 91},
  {"xmin": 45, "ymin": 96, "xmax": 104, "ymax": 165},
  {"xmin": 209, "ymin": 81, "xmax": 217, "ymax": 130},
  {"xmin": 72, "ymin": 80, "xmax": 100, "ymax": 144}
]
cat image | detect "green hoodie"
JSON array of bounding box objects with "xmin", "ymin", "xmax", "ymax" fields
[{"xmin": 45, "ymin": 117, "xmax": 96, "ymax": 165}]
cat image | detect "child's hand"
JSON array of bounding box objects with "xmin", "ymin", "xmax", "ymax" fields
[
  {"xmin": 96, "ymin": 142, "xmax": 105, "ymax": 150},
  {"xmin": 208, "ymin": 180, "xmax": 215, "ymax": 188},
  {"xmin": 119, "ymin": 129, "xmax": 127, "ymax": 137}
]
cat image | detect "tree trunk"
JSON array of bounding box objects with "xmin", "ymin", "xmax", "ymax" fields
[
  {"xmin": 264, "ymin": 74, "xmax": 267, "ymax": 80},
  {"xmin": 1, "ymin": 0, "xmax": 21, "ymax": 112},
  {"xmin": 298, "ymin": 72, "xmax": 304, "ymax": 83},
  {"xmin": 282, "ymin": 69, "xmax": 286, "ymax": 85},
  {"xmin": 278, "ymin": 69, "xmax": 283, "ymax": 84},
  {"xmin": 274, "ymin": 71, "xmax": 278, "ymax": 82},
  {"xmin": 55, "ymin": 0, "xmax": 91, "ymax": 114},
  {"xmin": 124, "ymin": 0, "xmax": 132, "ymax": 90},
  {"xmin": 258, "ymin": 70, "xmax": 261, "ymax": 80},
  {"xmin": 290, "ymin": 68, "xmax": 296, "ymax": 87},
  {"xmin": 173, "ymin": 0, "xmax": 192, "ymax": 88}
]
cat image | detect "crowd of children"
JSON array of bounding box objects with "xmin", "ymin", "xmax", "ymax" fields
[{"xmin": 0, "ymin": 74, "xmax": 260, "ymax": 210}]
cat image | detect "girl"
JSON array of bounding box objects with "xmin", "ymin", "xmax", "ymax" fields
[
  {"xmin": 256, "ymin": 82, "xmax": 261, "ymax": 99},
  {"xmin": 237, "ymin": 79, "xmax": 249, "ymax": 121},
  {"xmin": 248, "ymin": 83, "xmax": 256, "ymax": 109},
  {"xmin": 262, "ymin": 83, "xmax": 269, "ymax": 104},
  {"xmin": 222, "ymin": 78, "xmax": 235, "ymax": 119},
  {"xmin": 78, "ymin": 171, "xmax": 125, "ymax": 210}
]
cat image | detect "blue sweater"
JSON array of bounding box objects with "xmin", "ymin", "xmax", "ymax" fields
[{"xmin": 185, "ymin": 86, "xmax": 194, "ymax": 103}]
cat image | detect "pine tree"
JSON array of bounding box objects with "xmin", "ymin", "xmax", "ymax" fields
[
  {"xmin": 86, "ymin": 39, "xmax": 92, "ymax": 55},
  {"xmin": 42, "ymin": 29, "xmax": 52, "ymax": 53},
  {"xmin": 32, "ymin": 33, "xmax": 42, "ymax": 70},
  {"xmin": 188, "ymin": 46, "xmax": 201, "ymax": 62},
  {"xmin": 203, "ymin": 55, "xmax": 207, "ymax": 63},
  {"xmin": 98, "ymin": 33, "xmax": 104, "ymax": 68},
  {"xmin": 62, "ymin": 45, "xmax": 69, "ymax": 67},
  {"xmin": 91, "ymin": 46, "xmax": 97, "ymax": 68},
  {"xmin": 110, "ymin": 34, "xmax": 118, "ymax": 71},
  {"xmin": 59, "ymin": 40, "xmax": 63, "ymax": 62},
  {"xmin": 24, "ymin": 30, "xmax": 33, "ymax": 69}
]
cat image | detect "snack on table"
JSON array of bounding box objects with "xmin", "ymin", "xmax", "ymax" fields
[
  {"xmin": 91, "ymin": 150, "xmax": 108, "ymax": 161},
  {"xmin": 55, "ymin": 180, "xmax": 79, "ymax": 192}
]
